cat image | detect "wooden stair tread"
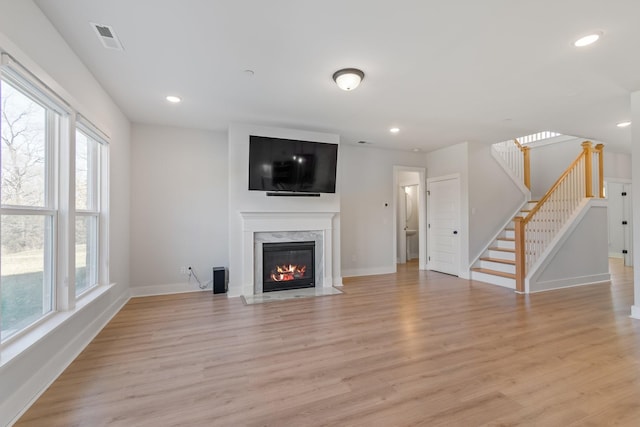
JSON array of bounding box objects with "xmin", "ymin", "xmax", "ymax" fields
[
  {"xmin": 479, "ymin": 257, "xmax": 515, "ymax": 265},
  {"xmin": 488, "ymin": 247, "xmax": 515, "ymax": 253},
  {"xmin": 497, "ymin": 238, "xmax": 515, "ymax": 242},
  {"xmin": 471, "ymin": 268, "xmax": 516, "ymax": 279}
]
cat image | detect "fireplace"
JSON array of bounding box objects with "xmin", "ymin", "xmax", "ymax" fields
[{"xmin": 262, "ymin": 241, "xmax": 315, "ymax": 292}]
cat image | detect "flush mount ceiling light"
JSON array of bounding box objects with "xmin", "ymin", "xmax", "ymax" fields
[
  {"xmin": 617, "ymin": 121, "xmax": 632, "ymax": 128},
  {"xmin": 333, "ymin": 68, "xmax": 364, "ymax": 91},
  {"xmin": 390, "ymin": 127, "xmax": 400, "ymax": 134},
  {"xmin": 574, "ymin": 32, "xmax": 602, "ymax": 47},
  {"xmin": 166, "ymin": 95, "xmax": 182, "ymax": 103}
]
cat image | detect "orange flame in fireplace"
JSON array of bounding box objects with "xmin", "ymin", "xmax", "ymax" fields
[{"xmin": 270, "ymin": 264, "xmax": 307, "ymax": 282}]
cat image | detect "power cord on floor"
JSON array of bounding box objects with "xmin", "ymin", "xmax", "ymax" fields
[{"xmin": 188, "ymin": 267, "xmax": 212, "ymax": 290}]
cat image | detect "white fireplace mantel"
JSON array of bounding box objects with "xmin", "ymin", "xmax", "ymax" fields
[{"xmin": 240, "ymin": 212, "xmax": 337, "ymax": 296}]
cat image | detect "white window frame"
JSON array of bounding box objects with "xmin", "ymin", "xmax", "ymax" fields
[
  {"xmin": 0, "ymin": 53, "xmax": 110, "ymax": 347},
  {"xmin": 75, "ymin": 120, "xmax": 107, "ymax": 297},
  {"xmin": 0, "ymin": 66, "xmax": 67, "ymax": 341}
]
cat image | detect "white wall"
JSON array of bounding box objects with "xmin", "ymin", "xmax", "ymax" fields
[
  {"xmin": 529, "ymin": 137, "xmax": 630, "ymax": 198},
  {"xmin": 631, "ymin": 90, "xmax": 640, "ymax": 319},
  {"xmin": 528, "ymin": 202, "xmax": 610, "ymax": 292},
  {"xmin": 130, "ymin": 124, "xmax": 228, "ymax": 295},
  {"xmin": 0, "ymin": 1, "xmax": 131, "ymax": 424},
  {"xmin": 604, "ymin": 151, "xmax": 632, "ymax": 181},
  {"xmin": 468, "ymin": 142, "xmax": 527, "ymax": 263},
  {"xmin": 529, "ymin": 137, "xmax": 586, "ymax": 198},
  {"xmin": 425, "ymin": 142, "xmax": 470, "ymax": 276},
  {"xmin": 227, "ymin": 124, "xmax": 341, "ymax": 296},
  {"xmin": 340, "ymin": 146, "xmax": 426, "ymax": 276}
]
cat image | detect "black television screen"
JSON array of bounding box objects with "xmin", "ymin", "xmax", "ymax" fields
[{"xmin": 248, "ymin": 135, "xmax": 338, "ymax": 193}]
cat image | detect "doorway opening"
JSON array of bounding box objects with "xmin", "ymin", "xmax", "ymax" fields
[{"xmin": 393, "ymin": 166, "xmax": 427, "ymax": 271}]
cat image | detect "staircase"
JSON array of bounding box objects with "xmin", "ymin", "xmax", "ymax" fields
[
  {"xmin": 471, "ymin": 201, "xmax": 537, "ymax": 289},
  {"xmin": 471, "ymin": 138, "xmax": 605, "ymax": 293}
]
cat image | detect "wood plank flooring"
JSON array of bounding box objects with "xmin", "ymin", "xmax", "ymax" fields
[{"xmin": 16, "ymin": 259, "xmax": 640, "ymax": 426}]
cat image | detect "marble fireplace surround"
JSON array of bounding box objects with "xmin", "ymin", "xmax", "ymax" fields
[{"xmin": 240, "ymin": 212, "xmax": 337, "ymax": 296}]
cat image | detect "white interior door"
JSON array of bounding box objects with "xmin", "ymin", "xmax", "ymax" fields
[
  {"xmin": 606, "ymin": 181, "xmax": 633, "ymax": 266},
  {"xmin": 428, "ymin": 176, "xmax": 460, "ymax": 275}
]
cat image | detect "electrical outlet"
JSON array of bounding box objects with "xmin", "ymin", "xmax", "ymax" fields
[{"xmin": 180, "ymin": 266, "xmax": 187, "ymax": 274}]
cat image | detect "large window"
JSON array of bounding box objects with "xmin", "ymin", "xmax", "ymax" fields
[
  {"xmin": 1, "ymin": 78, "xmax": 58, "ymax": 340},
  {"xmin": 75, "ymin": 128, "xmax": 101, "ymax": 296},
  {"xmin": 0, "ymin": 54, "xmax": 109, "ymax": 344}
]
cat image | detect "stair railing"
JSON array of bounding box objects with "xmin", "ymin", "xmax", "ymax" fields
[
  {"xmin": 513, "ymin": 141, "xmax": 604, "ymax": 292},
  {"xmin": 493, "ymin": 139, "xmax": 530, "ymax": 190}
]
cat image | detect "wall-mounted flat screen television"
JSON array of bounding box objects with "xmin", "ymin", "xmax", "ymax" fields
[{"xmin": 248, "ymin": 135, "xmax": 338, "ymax": 194}]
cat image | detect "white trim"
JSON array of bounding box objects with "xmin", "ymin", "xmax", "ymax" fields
[
  {"xmin": 631, "ymin": 305, "xmax": 640, "ymax": 320},
  {"xmin": 341, "ymin": 266, "xmax": 396, "ymax": 278},
  {"xmin": 604, "ymin": 177, "xmax": 632, "ymax": 184},
  {"xmin": 527, "ymin": 275, "xmax": 611, "ymax": 293},
  {"xmin": 468, "ymin": 199, "xmax": 529, "ymax": 267},
  {"xmin": 525, "ymin": 199, "xmax": 608, "ymax": 293},
  {"xmin": 1, "ymin": 286, "xmax": 128, "ymax": 425},
  {"xmin": 239, "ymin": 212, "xmax": 337, "ymax": 296},
  {"xmin": 490, "ymin": 145, "xmax": 532, "ymax": 197},
  {"xmin": 0, "ymin": 38, "xmax": 111, "ymax": 138},
  {"xmin": 393, "ymin": 166, "xmax": 427, "ymax": 272},
  {"xmin": 520, "ymin": 134, "xmax": 576, "ymax": 149},
  {"xmin": 129, "ymin": 282, "xmax": 211, "ymax": 298}
]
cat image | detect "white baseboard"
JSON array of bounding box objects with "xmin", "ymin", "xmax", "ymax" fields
[
  {"xmin": 528, "ymin": 273, "xmax": 611, "ymax": 293},
  {"xmin": 129, "ymin": 281, "xmax": 212, "ymax": 297},
  {"xmin": 341, "ymin": 266, "xmax": 396, "ymax": 278},
  {"xmin": 3, "ymin": 290, "xmax": 129, "ymax": 426},
  {"xmin": 333, "ymin": 276, "xmax": 343, "ymax": 286},
  {"xmin": 631, "ymin": 305, "xmax": 640, "ymax": 320}
]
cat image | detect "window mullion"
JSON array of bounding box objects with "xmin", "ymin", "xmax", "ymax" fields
[{"xmin": 56, "ymin": 113, "xmax": 74, "ymax": 311}]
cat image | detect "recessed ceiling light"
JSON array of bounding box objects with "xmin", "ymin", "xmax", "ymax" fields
[
  {"xmin": 412, "ymin": 148, "xmax": 421, "ymax": 152},
  {"xmin": 617, "ymin": 121, "xmax": 632, "ymax": 128},
  {"xmin": 166, "ymin": 95, "xmax": 181, "ymax": 103},
  {"xmin": 574, "ymin": 32, "xmax": 601, "ymax": 47},
  {"xmin": 390, "ymin": 127, "xmax": 400, "ymax": 134}
]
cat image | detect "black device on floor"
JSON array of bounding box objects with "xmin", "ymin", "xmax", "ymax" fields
[{"xmin": 213, "ymin": 267, "xmax": 228, "ymax": 294}]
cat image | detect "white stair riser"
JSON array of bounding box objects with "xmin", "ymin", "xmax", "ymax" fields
[
  {"xmin": 504, "ymin": 230, "xmax": 515, "ymax": 239},
  {"xmin": 495, "ymin": 240, "xmax": 515, "ymax": 250},
  {"xmin": 488, "ymin": 250, "xmax": 515, "ymax": 261},
  {"xmin": 471, "ymin": 271, "xmax": 516, "ymax": 289},
  {"xmin": 478, "ymin": 260, "xmax": 515, "ymax": 274}
]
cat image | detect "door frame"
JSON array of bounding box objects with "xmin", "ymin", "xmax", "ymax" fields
[
  {"xmin": 393, "ymin": 166, "xmax": 427, "ymax": 271},
  {"xmin": 427, "ymin": 174, "xmax": 461, "ymax": 276},
  {"xmin": 605, "ymin": 177, "xmax": 633, "ymax": 266}
]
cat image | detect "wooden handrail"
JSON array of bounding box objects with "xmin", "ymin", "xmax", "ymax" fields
[
  {"xmin": 514, "ymin": 141, "xmax": 604, "ymax": 291},
  {"xmin": 520, "ymin": 149, "xmax": 586, "ymax": 225},
  {"xmin": 513, "ymin": 139, "xmax": 525, "ymax": 152}
]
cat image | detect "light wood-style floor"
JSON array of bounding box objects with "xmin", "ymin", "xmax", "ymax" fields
[{"xmin": 16, "ymin": 259, "xmax": 640, "ymax": 426}]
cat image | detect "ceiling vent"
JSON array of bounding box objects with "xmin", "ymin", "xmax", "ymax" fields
[{"xmin": 90, "ymin": 22, "xmax": 124, "ymax": 51}]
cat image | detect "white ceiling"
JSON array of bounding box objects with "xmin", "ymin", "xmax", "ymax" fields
[{"xmin": 35, "ymin": 0, "xmax": 639, "ymax": 153}]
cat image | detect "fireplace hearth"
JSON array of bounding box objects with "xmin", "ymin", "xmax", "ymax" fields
[{"xmin": 263, "ymin": 241, "xmax": 315, "ymax": 292}]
